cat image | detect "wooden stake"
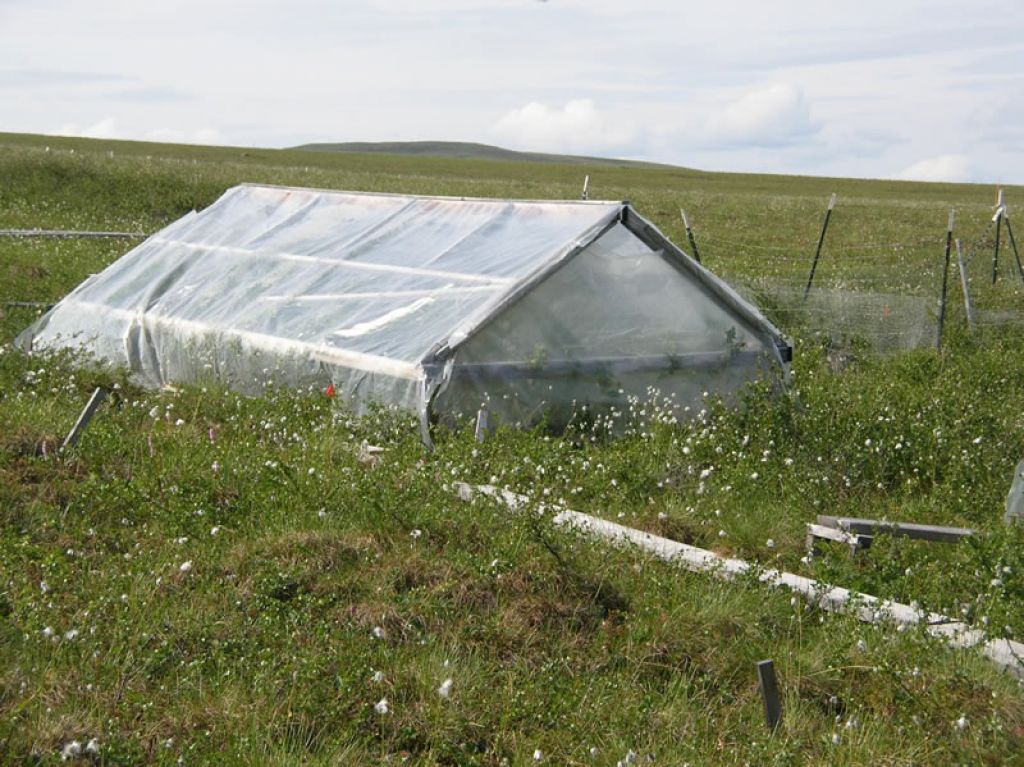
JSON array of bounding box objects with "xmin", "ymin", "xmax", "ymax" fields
[
  {"xmin": 803, "ymin": 193, "xmax": 836, "ymax": 301},
  {"xmin": 956, "ymin": 238, "xmax": 975, "ymax": 331},
  {"xmin": 680, "ymin": 209, "xmax": 702, "ymax": 264},
  {"xmin": 61, "ymin": 387, "xmax": 107, "ymax": 451},
  {"xmin": 936, "ymin": 209, "xmax": 955, "ymax": 349},
  {"xmin": 757, "ymin": 660, "xmax": 783, "ymax": 732}
]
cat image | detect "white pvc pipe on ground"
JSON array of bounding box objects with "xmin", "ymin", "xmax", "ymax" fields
[{"xmin": 454, "ymin": 482, "xmax": 1024, "ymax": 679}]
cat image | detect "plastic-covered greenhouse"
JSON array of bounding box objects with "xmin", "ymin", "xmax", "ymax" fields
[{"xmin": 18, "ymin": 183, "xmax": 791, "ymax": 436}]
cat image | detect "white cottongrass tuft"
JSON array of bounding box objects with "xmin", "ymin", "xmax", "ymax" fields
[
  {"xmin": 371, "ymin": 670, "xmax": 385, "ymax": 683},
  {"xmin": 85, "ymin": 738, "xmax": 100, "ymax": 755},
  {"xmin": 438, "ymin": 678, "xmax": 453, "ymax": 699},
  {"xmin": 410, "ymin": 529, "xmax": 422, "ymax": 539},
  {"xmin": 533, "ymin": 749, "xmax": 543, "ymax": 761},
  {"xmin": 766, "ymin": 538, "xmax": 775, "ymax": 549},
  {"xmin": 956, "ymin": 714, "xmax": 968, "ymax": 730},
  {"xmin": 60, "ymin": 740, "xmax": 82, "ymax": 760},
  {"xmin": 179, "ymin": 560, "xmax": 193, "ymax": 573},
  {"xmin": 372, "ymin": 626, "xmax": 385, "ymax": 640},
  {"xmin": 375, "ymin": 697, "xmax": 389, "ymax": 715}
]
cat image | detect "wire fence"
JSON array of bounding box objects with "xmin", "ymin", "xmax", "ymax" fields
[{"xmin": 699, "ymin": 217, "xmax": 1024, "ymax": 353}]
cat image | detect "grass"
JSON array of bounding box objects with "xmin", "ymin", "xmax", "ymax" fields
[{"xmin": 2, "ymin": 132, "xmax": 1024, "ymax": 765}]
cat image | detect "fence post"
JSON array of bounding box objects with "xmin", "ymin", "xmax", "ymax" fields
[
  {"xmin": 756, "ymin": 659, "xmax": 783, "ymax": 731},
  {"xmin": 936, "ymin": 209, "xmax": 955, "ymax": 349},
  {"xmin": 992, "ymin": 188, "xmax": 1005, "ymax": 284},
  {"xmin": 956, "ymin": 238, "xmax": 976, "ymax": 331},
  {"xmin": 680, "ymin": 209, "xmax": 702, "ymax": 264},
  {"xmin": 581, "ymin": 175, "xmax": 590, "ymax": 201},
  {"xmin": 803, "ymin": 193, "xmax": 836, "ymax": 301}
]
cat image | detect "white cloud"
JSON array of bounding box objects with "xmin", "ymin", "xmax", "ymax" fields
[
  {"xmin": 54, "ymin": 117, "xmax": 121, "ymax": 139},
  {"xmin": 704, "ymin": 83, "xmax": 819, "ymax": 147},
  {"xmin": 896, "ymin": 154, "xmax": 971, "ymax": 182},
  {"xmin": 143, "ymin": 127, "xmax": 223, "ymax": 145},
  {"xmin": 491, "ymin": 99, "xmax": 637, "ymax": 155}
]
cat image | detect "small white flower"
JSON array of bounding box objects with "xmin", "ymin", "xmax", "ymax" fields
[
  {"xmin": 750, "ymin": 472, "xmax": 759, "ymax": 481},
  {"xmin": 956, "ymin": 714, "xmax": 968, "ymax": 730},
  {"xmin": 973, "ymin": 436, "xmax": 982, "ymax": 445},
  {"xmin": 410, "ymin": 529, "xmax": 422, "ymax": 539},
  {"xmin": 784, "ymin": 457, "xmax": 794, "ymax": 466},
  {"xmin": 589, "ymin": 746, "xmax": 600, "ymax": 757},
  {"xmin": 42, "ymin": 626, "xmax": 54, "ymax": 638},
  {"xmin": 174, "ymin": 418, "xmax": 185, "ymax": 427},
  {"xmin": 533, "ymin": 749, "xmax": 543, "ymax": 762},
  {"xmin": 372, "ymin": 626, "xmax": 385, "ymax": 640},
  {"xmin": 120, "ymin": 593, "xmax": 129, "ymax": 603},
  {"xmin": 179, "ymin": 560, "xmax": 193, "ymax": 573},
  {"xmin": 438, "ymin": 678, "xmax": 453, "ymax": 698},
  {"xmin": 210, "ymin": 526, "xmax": 221, "ymax": 536},
  {"xmin": 375, "ymin": 697, "xmax": 389, "ymax": 715}
]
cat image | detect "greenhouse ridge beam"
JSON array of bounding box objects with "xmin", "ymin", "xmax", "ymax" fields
[{"xmin": 148, "ymin": 237, "xmax": 514, "ymax": 286}]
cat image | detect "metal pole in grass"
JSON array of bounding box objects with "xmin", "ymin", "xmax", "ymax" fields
[
  {"xmin": 956, "ymin": 238, "xmax": 976, "ymax": 332},
  {"xmin": 581, "ymin": 175, "xmax": 590, "ymax": 201},
  {"xmin": 992, "ymin": 188, "xmax": 1005, "ymax": 283},
  {"xmin": 1004, "ymin": 216, "xmax": 1024, "ymax": 280},
  {"xmin": 474, "ymin": 408, "xmax": 489, "ymax": 443},
  {"xmin": 680, "ymin": 209, "xmax": 702, "ymax": 264},
  {"xmin": 936, "ymin": 209, "xmax": 955, "ymax": 349},
  {"xmin": 803, "ymin": 193, "xmax": 837, "ymax": 301},
  {"xmin": 756, "ymin": 660, "xmax": 783, "ymax": 731}
]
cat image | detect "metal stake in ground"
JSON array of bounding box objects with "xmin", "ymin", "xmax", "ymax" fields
[
  {"xmin": 992, "ymin": 188, "xmax": 1005, "ymax": 284},
  {"xmin": 956, "ymin": 238, "xmax": 976, "ymax": 331},
  {"xmin": 1004, "ymin": 213, "xmax": 1024, "ymax": 280},
  {"xmin": 61, "ymin": 387, "xmax": 108, "ymax": 452},
  {"xmin": 757, "ymin": 660, "xmax": 783, "ymax": 731},
  {"xmin": 680, "ymin": 209, "xmax": 702, "ymax": 264},
  {"xmin": 474, "ymin": 408, "xmax": 489, "ymax": 443},
  {"xmin": 803, "ymin": 193, "xmax": 837, "ymax": 301},
  {"xmin": 936, "ymin": 209, "xmax": 955, "ymax": 349},
  {"xmin": 581, "ymin": 175, "xmax": 590, "ymax": 201}
]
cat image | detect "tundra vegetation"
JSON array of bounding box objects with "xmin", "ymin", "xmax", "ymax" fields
[{"xmin": 1, "ymin": 132, "xmax": 1023, "ymax": 765}]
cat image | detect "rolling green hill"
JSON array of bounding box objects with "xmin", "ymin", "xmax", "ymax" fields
[
  {"xmin": 291, "ymin": 140, "xmax": 675, "ymax": 169},
  {"xmin": 2, "ymin": 131, "xmax": 1023, "ymax": 765}
]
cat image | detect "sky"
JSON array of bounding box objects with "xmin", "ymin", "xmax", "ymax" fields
[{"xmin": 2, "ymin": 0, "xmax": 1023, "ymax": 183}]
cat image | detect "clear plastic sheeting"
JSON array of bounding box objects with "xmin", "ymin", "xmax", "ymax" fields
[{"xmin": 18, "ymin": 183, "xmax": 790, "ymax": 435}]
